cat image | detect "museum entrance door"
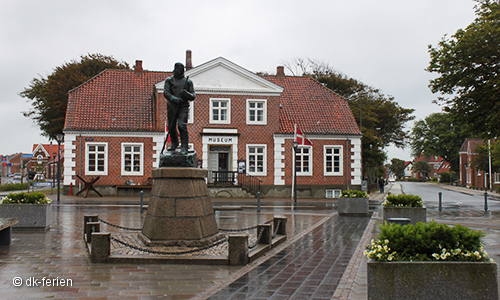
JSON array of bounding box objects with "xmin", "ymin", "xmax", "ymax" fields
[{"xmin": 208, "ymin": 146, "xmax": 231, "ymax": 183}]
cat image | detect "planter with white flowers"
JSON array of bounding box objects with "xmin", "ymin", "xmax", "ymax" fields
[
  {"xmin": 0, "ymin": 192, "xmax": 53, "ymax": 230},
  {"xmin": 338, "ymin": 190, "xmax": 369, "ymax": 216},
  {"xmin": 365, "ymin": 221, "xmax": 497, "ymax": 300},
  {"xmin": 382, "ymin": 194, "xmax": 426, "ymax": 225}
]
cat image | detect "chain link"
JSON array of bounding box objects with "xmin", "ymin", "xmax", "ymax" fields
[
  {"xmin": 111, "ymin": 236, "xmax": 228, "ymax": 255},
  {"xmin": 98, "ymin": 218, "xmax": 142, "ymax": 231},
  {"xmin": 249, "ymin": 227, "xmax": 265, "ymax": 249},
  {"xmin": 272, "ymin": 219, "xmax": 281, "ymax": 238}
]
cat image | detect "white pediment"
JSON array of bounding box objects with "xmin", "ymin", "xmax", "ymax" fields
[{"xmin": 156, "ymin": 57, "xmax": 283, "ymax": 96}]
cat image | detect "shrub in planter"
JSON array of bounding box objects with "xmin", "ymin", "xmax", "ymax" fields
[
  {"xmin": 338, "ymin": 190, "xmax": 369, "ymax": 215},
  {"xmin": 382, "ymin": 194, "xmax": 426, "ymax": 225},
  {"xmin": 0, "ymin": 192, "xmax": 52, "ymax": 230},
  {"xmin": 365, "ymin": 221, "xmax": 497, "ymax": 300},
  {"xmin": 1, "ymin": 192, "xmax": 52, "ymax": 204}
]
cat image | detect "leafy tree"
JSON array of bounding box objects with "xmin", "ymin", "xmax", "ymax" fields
[
  {"xmin": 388, "ymin": 158, "xmax": 406, "ymax": 180},
  {"xmin": 413, "ymin": 160, "xmax": 432, "ymax": 180},
  {"xmin": 410, "ymin": 112, "xmax": 469, "ymax": 172},
  {"xmin": 20, "ymin": 54, "xmax": 130, "ymax": 138},
  {"xmin": 471, "ymin": 139, "xmax": 500, "ymax": 173},
  {"xmin": 283, "ymin": 58, "xmax": 415, "ymax": 183},
  {"xmin": 427, "ymin": 0, "xmax": 500, "ymax": 138}
]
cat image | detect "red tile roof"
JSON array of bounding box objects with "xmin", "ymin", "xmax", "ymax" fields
[
  {"xmin": 64, "ymin": 69, "xmax": 169, "ymax": 131},
  {"xmin": 263, "ymin": 76, "xmax": 361, "ymax": 135}
]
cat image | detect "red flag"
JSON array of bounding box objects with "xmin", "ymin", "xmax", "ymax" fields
[{"xmin": 295, "ymin": 126, "xmax": 313, "ymax": 146}]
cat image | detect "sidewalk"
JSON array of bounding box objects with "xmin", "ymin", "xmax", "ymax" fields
[{"xmin": 1, "ymin": 183, "xmax": 499, "ymax": 299}]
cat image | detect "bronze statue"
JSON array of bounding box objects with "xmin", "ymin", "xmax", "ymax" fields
[{"xmin": 163, "ymin": 62, "xmax": 195, "ymax": 154}]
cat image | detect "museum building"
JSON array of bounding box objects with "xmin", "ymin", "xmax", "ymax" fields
[{"xmin": 62, "ymin": 51, "xmax": 362, "ymax": 198}]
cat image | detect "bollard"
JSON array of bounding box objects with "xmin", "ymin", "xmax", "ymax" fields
[
  {"xmin": 85, "ymin": 222, "xmax": 100, "ymax": 243},
  {"xmin": 140, "ymin": 190, "xmax": 144, "ymax": 213},
  {"xmin": 257, "ymin": 191, "xmax": 261, "ymax": 213},
  {"xmin": 84, "ymin": 215, "xmax": 99, "ymax": 237},
  {"xmin": 69, "ymin": 182, "xmax": 73, "ymax": 196},
  {"xmin": 90, "ymin": 233, "xmax": 110, "ymax": 263},
  {"xmin": 228, "ymin": 234, "xmax": 249, "ymax": 265},
  {"xmin": 438, "ymin": 192, "xmax": 443, "ymax": 212},
  {"xmin": 485, "ymin": 191, "xmax": 489, "ymax": 212}
]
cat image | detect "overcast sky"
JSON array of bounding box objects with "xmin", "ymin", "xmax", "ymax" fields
[{"xmin": 1, "ymin": 0, "xmax": 477, "ymax": 161}]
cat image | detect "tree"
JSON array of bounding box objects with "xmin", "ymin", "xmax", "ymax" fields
[
  {"xmin": 388, "ymin": 158, "xmax": 406, "ymax": 180},
  {"xmin": 471, "ymin": 139, "xmax": 500, "ymax": 173},
  {"xmin": 410, "ymin": 112, "xmax": 469, "ymax": 172},
  {"xmin": 20, "ymin": 54, "xmax": 130, "ymax": 138},
  {"xmin": 427, "ymin": 0, "xmax": 500, "ymax": 138},
  {"xmin": 413, "ymin": 161, "xmax": 432, "ymax": 180},
  {"xmin": 283, "ymin": 58, "xmax": 415, "ymax": 183}
]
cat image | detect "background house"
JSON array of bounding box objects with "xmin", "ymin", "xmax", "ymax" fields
[
  {"xmin": 458, "ymin": 138, "xmax": 500, "ymax": 189},
  {"xmin": 63, "ymin": 51, "xmax": 362, "ymax": 198}
]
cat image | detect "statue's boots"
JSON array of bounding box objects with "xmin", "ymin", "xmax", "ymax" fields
[{"xmin": 167, "ymin": 142, "xmax": 178, "ymax": 151}]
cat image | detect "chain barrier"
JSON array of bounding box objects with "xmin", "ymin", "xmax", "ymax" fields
[
  {"xmin": 219, "ymin": 219, "xmax": 273, "ymax": 232},
  {"xmin": 249, "ymin": 227, "xmax": 265, "ymax": 249},
  {"xmin": 98, "ymin": 218, "xmax": 142, "ymax": 231},
  {"xmin": 111, "ymin": 236, "xmax": 228, "ymax": 255},
  {"xmin": 272, "ymin": 219, "xmax": 281, "ymax": 238}
]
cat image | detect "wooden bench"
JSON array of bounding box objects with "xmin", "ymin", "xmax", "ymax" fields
[
  {"xmin": 115, "ymin": 185, "xmax": 152, "ymax": 196},
  {"xmin": 0, "ymin": 218, "xmax": 19, "ymax": 245}
]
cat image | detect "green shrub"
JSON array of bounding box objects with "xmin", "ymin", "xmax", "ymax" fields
[
  {"xmin": 0, "ymin": 182, "xmax": 29, "ymax": 191},
  {"xmin": 407, "ymin": 177, "xmax": 422, "ymax": 182},
  {"xmin": 341, "ymin": 190, "xmax": 368, "ymax": 198},
  {"xmin": 383, "ymin": 194, "xmax": 423, "ymax": 207},
  {"xmin": 1, "ymin": 192, "xmax": 52, "ymax": 204},
  {"xmin": 364, "ymin": 221, "xmax": 492, "ymax": 262}
]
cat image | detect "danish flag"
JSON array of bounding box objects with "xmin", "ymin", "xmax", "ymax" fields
[{"xmin": 295, "ymin": 125, "xmax": 313, "ymax": 146}]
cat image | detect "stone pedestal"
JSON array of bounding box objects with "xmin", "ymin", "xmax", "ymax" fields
[{"xmin": 139, "ymin": 167, "xmax": 224, "ymax": 247}]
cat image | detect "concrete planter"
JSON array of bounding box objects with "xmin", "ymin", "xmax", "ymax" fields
[
  {"xmin": 383, "ymin": 206, "xmax": 426, "ymax": 225},
  {"xmin": 367, "ymin": 261, "xmax": 498, "ymax": 300},
  {"xmin": 338, "ymin": 197, "xmax": 369, "ymax": 215},
  {"xmin": 0, "ymin": 203, "xmax": 52, "ymax": 230}
]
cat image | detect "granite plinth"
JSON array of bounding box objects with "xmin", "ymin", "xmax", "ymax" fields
[{"xmin": 141, "ymin": 167, "xmax": 223, "ymax": 247}]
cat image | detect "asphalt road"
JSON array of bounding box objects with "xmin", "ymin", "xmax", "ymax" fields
[{"xmin": 400, "ymin": 181, "xmax": 500, "ymax": 213}]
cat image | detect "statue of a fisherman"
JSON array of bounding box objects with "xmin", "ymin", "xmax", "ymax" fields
[{"xmin": 163, "ymin": 62, "xmax": 196, "ymax": 154}]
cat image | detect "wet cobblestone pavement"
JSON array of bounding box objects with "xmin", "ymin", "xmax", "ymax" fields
[{"xmin": 2, "ymin": 183, "xmax": 500, "ymax": 299}]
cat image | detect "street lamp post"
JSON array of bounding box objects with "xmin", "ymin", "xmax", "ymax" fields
[
  {"xmin": 55, "ymin": 134, "xmax": 64, "ymax": 202},
  {"xmin": 292, "ymin": 141, "xmax": 299, "ymax": 207}
]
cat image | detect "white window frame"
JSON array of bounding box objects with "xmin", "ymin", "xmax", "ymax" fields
[
  {"xmin": 295, "ymin": 146, "xmax": 312, "ymax": 176},
  {"xmin": 326, "ymin": 189, "xmax": 342, "ymax": 198},
  {"xmin": 247, "ymin": 144, "xmax": 267, "ymax": 176},
  {"xmin": 324, "ymin": 145, "xmax": 343, "ymax": 176},
  {"xmin": 85, "ymin": 142, "xmax": 108, "ymax": 175},
  {"xmin": 37, "ymin": 155, "xmax": 43, "ymax": 165},
  {"xmin": 210, "ymin": 98, "xmax": 231, "ymax": 124},
  {"xmin": 121, "ymin": 143, "xmax": 144, "ymax": 176},
  {"xmin": 494, "ymin": 172, "xmax": 500, "ymax": 183},
  {"xmin": 246, "ymin": 99, "xmax": 267, "ymax": 125}
]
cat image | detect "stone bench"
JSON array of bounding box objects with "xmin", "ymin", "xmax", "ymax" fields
[
  {"xmin": 115, "ymin": 185, "xmax": 152, "ymax": 196},
  {"xmin": 0, "ymin": 218, "xmax": 19, "ymax": 245}
]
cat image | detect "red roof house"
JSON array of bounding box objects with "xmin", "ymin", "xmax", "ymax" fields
[{"xmin": 62, "ymin": 53, "xmax": 361, "ymax": 198}]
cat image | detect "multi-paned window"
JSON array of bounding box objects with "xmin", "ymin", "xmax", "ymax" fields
[
  {"xmin": 210, "ymin": 98, "xmax": 230, "ymax": 124},
  {"xmin": 86, "ymin": 143, "xmax": 107, "ymax": 175},
  {"xmin": 326, "ymin": 189, "xmax": 342, "ymax": 198},
  {"xmin": 246, "ymin": 99, "xmax": 266, "ymax": 125},
  {"xmin": 324, "ymin": 145, "xmax": 343, "ymax": 175},
  {"xmin": 295, "ymin": 146, "xmax": 312, "ymax": 175},
  {"xmin": 247, "ymin": 145, "xmax": 266, "ymax": 175},
  {"xmin": 122, "ymin": 143, "xmax": 143, "ymax": 175},
  {"xmin": 494, "ymin": 173, "xmax": 500, "ymax": 183}
]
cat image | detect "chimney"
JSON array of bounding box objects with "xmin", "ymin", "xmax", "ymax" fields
[
  {"xmin": 186, "ymin": 50, "xmax": 193, "ymax": 71},
  {"xmin": 277, "ymin": 66, "xmax": 285, "ymax": 78},
  {"xmin": 135, "ymin": 60, "xmax": 143, "ymax": 73}
]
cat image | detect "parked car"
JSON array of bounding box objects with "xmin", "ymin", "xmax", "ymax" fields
[
  {"xmin": 33, "ymin": 174, "xmax": 45, "ymax": 180},
  {"xmin": 13, "ymin": 173, "xmax": 22, "ymax": 179}
]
